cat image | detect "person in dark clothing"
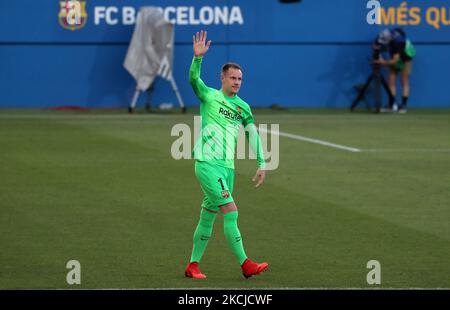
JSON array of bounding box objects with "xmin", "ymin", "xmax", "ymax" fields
[{"xmin": 373, "ymin": 28, "xmax": 416, "ymax": 113}]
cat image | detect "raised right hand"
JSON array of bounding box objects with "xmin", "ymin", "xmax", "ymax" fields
[{"xmin": 193, "ymin": 30, "xmax": 212, "ymax": 57}]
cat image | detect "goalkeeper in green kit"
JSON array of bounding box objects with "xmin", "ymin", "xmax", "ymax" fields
[{"xmin": 185, "ymin": 30, "xmax": 269, "ymax": 279}]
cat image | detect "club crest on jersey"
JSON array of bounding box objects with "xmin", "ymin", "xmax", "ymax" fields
[
  {"xmin": 236, "ymin": 107, "xmax": 242, "ymax": 114},
  {"xmin": 58, "ymin": 0, "xmax": 87, "ymax": 31},
  {"xmin": 221, "ymin": 190, "xmax": 230, "ymax": 198}
]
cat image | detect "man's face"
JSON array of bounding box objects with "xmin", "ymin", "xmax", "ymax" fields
[{"xmin": 221, "ymin": 68, "xmax": 242, "ymax": 96}]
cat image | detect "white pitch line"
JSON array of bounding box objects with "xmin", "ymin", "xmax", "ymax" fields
[{"xmin": 259, "ymin": 128, "xmax": 361, "ymax": 153}]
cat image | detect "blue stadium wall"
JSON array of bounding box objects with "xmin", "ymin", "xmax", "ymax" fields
[{"xmin": 1, "ymin": 0, "xmax": 449, "ymax": 108}]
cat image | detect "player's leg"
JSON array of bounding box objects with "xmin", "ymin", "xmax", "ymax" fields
[
  {"xmin": 220, "ymin": 201, "xmax": 247, "ymax": 265},
  {"xmin": 186, "ymin": 162, "xmax": 222, "ymax": 279},
  {"xmin": 387, "ymin": 68, "xmax": 397, "ymax": 109},
  {"xmin": 220, "ymin": 169, "xmax": 268, "ymax": 278},
  {"xmin": 186, "ymin": 198, "xmax": 217, "ymax": 279},
  {"xmin": 218, "ymin": 169, "xmax": 247, "ymax": 265},
  {"xmin": 190, "ymin": 197, "xmax": 217, "ymax": 263},
  {"xmin": 399, "ymin": 61, "xmax": 412, "ymax": 113},
  {"xmin": 186, "ymin": 161, "xmax": 229, "ymax": 278}
]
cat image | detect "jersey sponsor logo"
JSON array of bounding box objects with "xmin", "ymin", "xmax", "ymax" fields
[
  {"xmin": 219, "ymin": 107, "xmax": 242, "ymax": 122},
  {"xmin": 59, "ymin": 0, "xmax": 88, "ymax": 31},
  {"xmin": 221, "ymin": 190, "xmax": 230, "ymax": 198}
]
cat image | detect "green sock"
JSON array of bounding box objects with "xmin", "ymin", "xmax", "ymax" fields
[
  {"xmin": 223, "ymin": 211, "xmax": 248, "ymax": 265},
  {"xmin": 190, "ymin": 209, "xmax": 217, "ymax": 263}
]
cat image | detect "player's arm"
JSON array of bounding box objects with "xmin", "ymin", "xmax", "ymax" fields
[
  {"xmin": 244, "ymin": 115, "xmax": 266, "ymax": 188},
  {"xmin": 374, "ymin": 53, "xmax": 400, "ymax": 66},
  {"xmin": 374, "ymin": 40, "xmax": 401, "ymax": 66},
  {"xmin": 189, "ymin": 31, "xmax": 212, "ymax": 101},
  {"xmin": 384, "ymin": 53, "xmax": 400, "ymax": 65}
]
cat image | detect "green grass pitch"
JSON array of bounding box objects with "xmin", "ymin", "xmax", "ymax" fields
[{"xmin": 0, "ymin": 108, "xmax": 449, "ymax": 289}]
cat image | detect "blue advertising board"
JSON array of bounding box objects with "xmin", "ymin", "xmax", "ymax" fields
[{"xmin": 0, "ymin": 0, "xmax": 449, "ymax": 108}]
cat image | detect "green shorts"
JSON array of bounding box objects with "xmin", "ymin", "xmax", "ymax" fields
[{"xmin": 195, "ymin": 160, "xmax": 234, "ymax": 212}]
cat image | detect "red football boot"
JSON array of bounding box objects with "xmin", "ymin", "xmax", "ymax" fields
[
  {"xmin": 241, "ymin": 258, "xmax": 269, "ymax": 278},
  {"xmin": 185, "ymin": 262, "xmax": 207, "ymax": 279}
]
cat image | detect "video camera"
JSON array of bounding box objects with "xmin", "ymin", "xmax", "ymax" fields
[
  {"xmin": 350, "ymin": 43, "xmax": 395, "ymax": 112},
  {"xmin": 373, "ymin": 49, "xmax": 381, "ymax": 61}
]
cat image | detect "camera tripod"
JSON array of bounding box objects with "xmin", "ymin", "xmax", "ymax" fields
[{"xmin": 350, "ymin": 63, "xmax": 396, "ymax": 113}]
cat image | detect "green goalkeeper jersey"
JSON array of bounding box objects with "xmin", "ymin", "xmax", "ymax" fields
[{"xmin": 189, "ymin": 56, "xmax": 265, "ymax": 170}]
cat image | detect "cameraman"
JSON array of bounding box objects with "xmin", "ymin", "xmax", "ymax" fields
[{"xmin": 373, "ymin": 28, "xmax": 416, "ymax": 113}]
